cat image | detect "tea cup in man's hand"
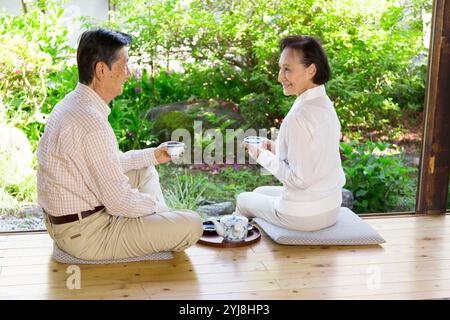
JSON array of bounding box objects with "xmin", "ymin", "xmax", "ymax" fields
[{"xmin": 165, "ymin": 141, "xmax": 185, "ymax": 160}]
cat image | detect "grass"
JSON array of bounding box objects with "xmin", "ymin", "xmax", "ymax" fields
[
  {"xmin": 163, "ymin": 170, "xmax": 209, "ymax": 211},
  {"xmin": 158, "ymin": 163, "xmax": 281, "ymax": 212},
  {"xmin": 0, "ymin": 151, "xmax": 37, "ymax": 217}
]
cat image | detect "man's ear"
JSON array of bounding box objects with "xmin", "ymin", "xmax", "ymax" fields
[{"xmin": 94, "ymin": 61, "xmax": 106, "ymax": 80}]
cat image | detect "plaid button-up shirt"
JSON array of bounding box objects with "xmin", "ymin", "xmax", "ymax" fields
[{"xmin": 37, "ymin": 83, "xmax": 168, "ymax": 217}]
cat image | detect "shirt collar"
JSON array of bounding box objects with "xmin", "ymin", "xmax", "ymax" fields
[
  {"xmin": 74, "ymin": 82, "xmax": 111, "ymax": 118},
  {"xmin": 294, "ymin": 84, "xmax": 327, "ymax": 105}
]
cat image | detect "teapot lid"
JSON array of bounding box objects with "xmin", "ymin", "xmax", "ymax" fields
[{"xmin": 220, "ymin": 214, "xmax": 248, "ymax": 224}]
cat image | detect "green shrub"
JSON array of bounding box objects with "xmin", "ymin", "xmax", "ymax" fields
[
  {"xmin": 0, "ymin": 2, "xmax": 73, "ymax": 149},
  {"xmin": 108, "ymin": 0, "xmax": 429, "ymax": 134},
  {"xmin": 109, "ymin": 97, "xmax": 160, "ymax": 151},
  {"xmin": 341, "ymin": 141, "xmax": 417, "ymax": 213},
  {"xmin": 160, "ymin": 167, "xmax": 208, "ymax": 211},
  {"xmin": 0, "ymin": 152, "xmax": 36, "ymax": 216},
  {"xmin": 239, "ymin": 93, "xmax": 273, "ymax": 129},
  {"xmin": 0, "ymin": 34, "xmax": 55, "ymax": 132},
  {"xmin": 152, "ymin": 110, "xmax": 195, "ymax": 142},
  {"xmin": 158, "ymin": 163, "xmax": 280, "ymax": 208}
]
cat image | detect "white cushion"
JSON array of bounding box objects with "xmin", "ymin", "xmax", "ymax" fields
[
  {"xmin": 52, "ymin": 243, "xmax": 173, "ymax": 264},
  {"xmin": 254, "ymin": 207, "xmax": 385, "ymax": 245}
]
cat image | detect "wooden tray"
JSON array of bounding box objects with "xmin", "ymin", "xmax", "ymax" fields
[{"xmin": 198, "ymin": 222, "xmax": 261, "ymax": 248}]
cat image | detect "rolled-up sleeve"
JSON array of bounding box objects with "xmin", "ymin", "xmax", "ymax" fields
[
  {"xmin": 83, "ymin": 130, "xmax": 168, "ymax": 218},
  {"xmin": 119, "ymin": 148, "xmax": 159, "ymax": 173}
]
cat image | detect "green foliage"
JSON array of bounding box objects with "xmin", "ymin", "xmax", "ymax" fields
[
  {"xmin": 210, "ymin": 165, "xmax": 281, "ymax": 201},
  {"xmin": 0, "ymin": 34, "xmax": 54, "ymax": 132},
  {"xmin": 0, "ymin": 188, "xmax": 20, "ymax": 216},
  {"xmin": 160, "ymin": 167, "xmax": 209, "ymax": 211},
  {"xmin": 340, "ymin": 141, "xmax": 417, "ymax": 213},
  {"xmin": 152, "ymin": 70, "xmax": 190, "ymax": 104},
  {"xmin": 159, "ymin": 163, "xmax": 280, "ymax": 208},
  {"xmin": 109, "ymin": 97, "xmax": 159, "ymax": 151},
  {"xmin": 239, "ymin": 93, "xmax": 271, "ymax": 129},
  {"xmin": 45, "ymin": 65, "xmax": 79, "ymax": 113},
  {"xmin": 0, "ymin": 1, "xmax": 71, "ymax": 64},
  {"xmin": 0, "ymin": 152, "xmax": 37, "ymax": 216},
  {"xmin": 106, "ymin": 0, "xmax": 428, "ymax": 134},
  {"xmin": 324, "ymin": 1, "xmax": 428, "ymax": 132},
  {"xmin": 152, "ymin": 110, "xmax": 195, "ymax": 141},
  {"xmin": 160, "ymin": 164, "xmax": 281, "ymax": 204},
  {"xmin": 0, "ymin": 1, "xmax": 73, "ymax": 150}
]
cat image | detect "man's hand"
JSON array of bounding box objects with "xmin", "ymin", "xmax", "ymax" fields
[{"xmin": 154, "ymin": 143, "xmax": 171, "ymax": 164}]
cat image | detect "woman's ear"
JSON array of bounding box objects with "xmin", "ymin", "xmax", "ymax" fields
[{"xmin": 307, "ymin": 63, "xmax": 317, "ymax": 80}]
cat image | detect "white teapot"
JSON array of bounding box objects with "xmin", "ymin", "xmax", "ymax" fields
[{"xmin": 211, "ymin": 215, "xmax": 249, "ymax": 242}]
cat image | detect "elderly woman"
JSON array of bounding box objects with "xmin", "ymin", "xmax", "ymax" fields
[{"xmin": 237, "ymin": 35, "xmax": 346, "ymax": 231}]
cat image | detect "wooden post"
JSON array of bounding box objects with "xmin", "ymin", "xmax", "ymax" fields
[{"xmin": 417, "ymin": 0, "xmax": 450, "ymax": 214}]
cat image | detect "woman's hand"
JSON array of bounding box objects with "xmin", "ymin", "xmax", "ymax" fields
[
  {"xmin": 243, "ymin": 142, "xmax": 261, "ymax": 160},
  {"xmin": 154, "ymin": 142, "xmax": 172, "ymax": 164},
  {"xmin": 261, "ymin": 139, "xmax": 276, "ymax": 154}
]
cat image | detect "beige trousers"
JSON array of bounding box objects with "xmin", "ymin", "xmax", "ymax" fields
[
  {"xmin": 236, "ymin": 186, "xmax": 339, "ymax": 231},
  {"xmin": 45, "ymin": 166, "xmax": 203, "ymax": 260}
]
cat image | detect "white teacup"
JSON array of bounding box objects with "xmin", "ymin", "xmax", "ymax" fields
[
  {"xmin": 243, "ymin": 136, "xmax": 266, "ymax": 149},
  {"xmin": 166, "ymin": 141, "xmax": 185, "ymax": 160}
]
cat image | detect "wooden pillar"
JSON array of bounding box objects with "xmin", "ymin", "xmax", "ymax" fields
[{"xmin": 417, "ymin": 0, "xmax": 450, "ymax": 214}]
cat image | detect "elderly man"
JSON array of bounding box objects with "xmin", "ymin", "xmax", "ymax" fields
[{"xmin": 37, "ymin": 28, "xmax": 203, "ymax": 260}]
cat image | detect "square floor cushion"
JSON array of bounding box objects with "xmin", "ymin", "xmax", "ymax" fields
[
  {"xmin": 254, "ymin": 207, "xmax": 385, "ymax": 245},
  {"xmin": 52, "ymin": 243, "xmax": 173, "ymax": 264}
]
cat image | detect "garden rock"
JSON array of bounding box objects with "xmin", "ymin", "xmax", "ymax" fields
[
  {"xmin": 145, "ymin": 99, "xmax": 245, "ymax": 130},
  {"xmin": 0, "ymin": 125, "xmax": 34, "ymax": 172},
  {"xmin": 198, "ymin": 199, "xmax": 217, "ymax": 206},
  {"xmin": 146, "ymin": 101, "xmax": 191, "ymax": 120},
  {"xmin": 17, "ymin": 203, "xmax": 43, "ymax": 218},
  {"xmin": 342, "ymin": 188, "xmax": 354, "ymax": 209},
  {"xmin": 197, "ymin": 201, "xmax": 235, "ymax": 217}
]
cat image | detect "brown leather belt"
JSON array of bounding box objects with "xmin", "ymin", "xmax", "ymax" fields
[{"xmin": 46, "ymin": 206, "xmax": 105, "ymax": 225}]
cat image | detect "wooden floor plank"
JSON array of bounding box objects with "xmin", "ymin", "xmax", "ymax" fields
[{"xmin": 1, "ymin": 214, "xmax": 450, "ymax": 299}]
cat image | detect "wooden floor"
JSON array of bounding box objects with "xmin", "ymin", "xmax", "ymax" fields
[{"xmin": 1, "ymin": 214, "xmax": 450, "ymax": 300}]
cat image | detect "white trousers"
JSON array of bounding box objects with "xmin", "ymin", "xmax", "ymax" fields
[{"xmin": 235, "ymin": 186, "xmax": 340, "ymax": 231}]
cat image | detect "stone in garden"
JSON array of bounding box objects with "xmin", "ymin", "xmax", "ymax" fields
[
  {"xmin": 198, "ymin": 199, "xmax": 217, "ymax": 206},
  {"xmin": 145, "ymin": 99, "xmax": 245, "ymax": 130},
  {"xmin": 0, "ymin": 125, "xmax": 34, "ymax": 172},
  {"xmin": 197, "ymin": 201, "xmax": 235, "ymax": 217},
  {"xmin": 145, "ymin": 101, "xmax": 191, "ymax": 120},
  {"xmin": 18, "ymin": 203, "xmax": 43, "ymax": 218},
  {"xmin": 342, "ymin": 188, "xmax": 354, "ymax": 209}
]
